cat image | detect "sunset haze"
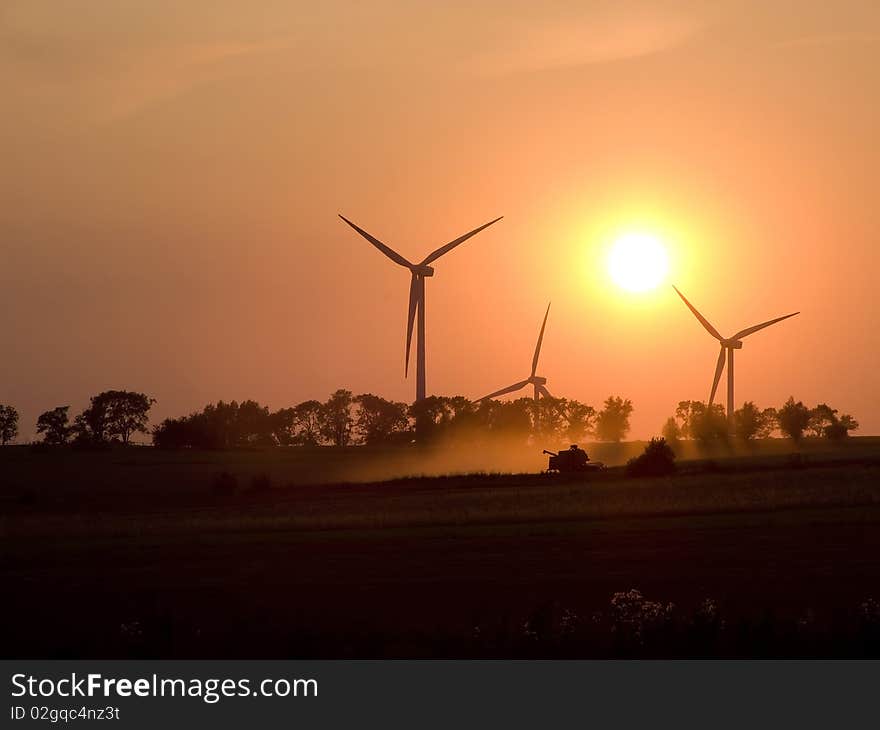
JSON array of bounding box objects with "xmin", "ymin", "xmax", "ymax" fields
[{"xmin": 2, "ymin": 0, "xmax": 878, "ymax": 438}]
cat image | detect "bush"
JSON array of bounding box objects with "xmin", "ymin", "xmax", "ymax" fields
[
  {"xmin": 211, "ymin": 471, "xmax": 238, "ymax": 495},
  {"xmin": 625, "ymin": 438, "xmax": 677, "ymax": 478}
]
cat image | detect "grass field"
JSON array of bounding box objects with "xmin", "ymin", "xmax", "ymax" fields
[{"xmin": 4, "ymin": 437, "xmax": 880, "ymax": 657}]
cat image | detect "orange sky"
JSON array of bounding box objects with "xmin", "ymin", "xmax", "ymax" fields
[{"xmin": 1, "ymin": 1, "xmax": 878, "ymax": 439}]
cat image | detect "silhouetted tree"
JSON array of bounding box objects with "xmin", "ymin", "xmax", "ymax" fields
[
  {"xmin": 271, "ymin": 405, "xmax": 324, "ymax": 446},
  {"xmin": 201, "ymin": 401, "xmax": 240, "ymax": 448},
  {"xmin": 271, "ymin": 407, "xmax": 297, "ymax": 446},
  {"xmin": 409, "ymin": 396, "xmax": 454, "ymax": 442},
  {"xmin": 825, "ymin": 413, "xmax": 859, "ymax": 440},
  {"xmin": 155, "ymin": 395, "xmax": 443, "ymax": 449},
  {"xmin": 693, "ymin": 403, "xmax": 727, "ymax": 443},
  {"xmin": 446, "ymin": 396, "xmax": 476, "ymax": 421},
  {"xmin": 101, "ymin": 390, "xmax": 154, "ymax": 444},
  {"xmin": 674, "ymin": 400, "xmax": 699, "ymax": 439},
  {"xmin": 0, "ymin": 405, "xmax": 19, "ymax": 445},
  {"xmin": 153, "ymin": 414, "xmax": 203, "ymax": 449},
  {"xmin": 674, "ymin": 400, "xmax": 726, "ymax": 444},
  {"xmin": 757, "ymin": 407, "xmax": 778, "ymax": 438},
  {"xmin": 290, "ymin": 400, "xmax": 324, "ymax": 445},
  {"xmin": 154, "ymin": 399, "xmax": 278, "ymax": 448},
  {"xmin": 808, "ymin": 403, "xmax": 838, "ymax": 439},
  {"xmin": 320, "ymin": 389, "xmax": 355, "ymax": 446},
  {"xmin": 734, "ymin": 401, "xmax": 770, "ymax": 441},
  {"xmin": 661, "ymin": 417, "xmax": 681, "ymax": 444},
  {"xmin": 73, "ymin": 407, "xmax": 104, "ymax": 444},
  {"xmin": 595, "ymin": 396, "xmax": 633, "ymax": 442},
  {"xmin": 74, "ymin": 390, "xmax": 154, "ymax": 445},
  {"xmin": 443, "ymin": 396, "xmax": 481, "ymax": 443},
  {"xmin": 527, "ymin": 396, "xmax": 567, "ymax": 442},
  {"xmin": 564, "ymin": 400, "xmax": 597, "ymax": 444},
  {"xmin": 236, "ymin": 400, "xmax": 274, "ymax": 445},
  {"xmin": 490, "ymin": 398, "xmax": 533, "ymax": 443},
  {"xmin": 36, "ymin": 406, "xmax": 71, "ymax": 445},
  {"xmin": 777, "ymin": 397, "xmax": 811, "ymax": 442},
  {"xmin": 355, "ymin": 394, "xmax": 409, "ymax": 444},
  {"xmin": 803, "ymin": 403, "xmax": 859, "ymax": 441}
]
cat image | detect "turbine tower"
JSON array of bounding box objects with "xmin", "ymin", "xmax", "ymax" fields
[
  {"xmin": 339, "ymin": 214, "xmax": 502, "ymax": 402},
  {"xmin": 479, "ymin": 302, "xmax": 554, "ymax": 401},
  {"xmin": 673, "ymin": 286, "xmax": 799, "ymax": 434}
]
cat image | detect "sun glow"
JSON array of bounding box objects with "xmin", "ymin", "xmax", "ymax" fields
[{"xmin": 607, "ymin": 232, "xmax": 670, "ymax": 292}]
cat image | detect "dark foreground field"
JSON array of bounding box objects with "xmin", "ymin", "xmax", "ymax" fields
[{"xmin": 3, "ymin": 438, "xmax": 880, "ymax": 658}]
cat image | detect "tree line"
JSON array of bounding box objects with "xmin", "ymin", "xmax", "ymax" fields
[
  {"xmin": 0, "ymin": 391, "xmax": 155, "ymax": 447},
  {"xmin": 0, "ymin": 391, "xmax": 858, "ymax": 449},
  {"xmin": 0, "ymin": 390, "xmax": 634, "ymax": 447},
  {"xmin": 662, "ymin": 397, "xmax": 859, "ymax": 444},
  {"xmin": 151, "ymin": 392, "xmax": 635, "ymax": 448}
]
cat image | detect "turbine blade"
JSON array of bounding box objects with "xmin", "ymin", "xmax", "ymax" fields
[
  {"xmin": 531, "ymin": 302, "xmax": 551, "ymax": 377},
  {"xmin": 405, "ymin": 274, "xmax": 419, "ymax": 377},
  {"xmin": 732, "ymin": 312, "xmax": 800, "ymax": 340},
  {"xmin": 339, "ymin": 215, "xmax": 413, "ymax": 268},
  {"xmin": 537, "ymin": 385, "xmax": 553, "ymax": 399},
  {"xmin": 709, "ymin": 346, "xmax": 726, "ymax": 406},
  {"xmin": 419, "ymin": 216, "xmax": 503, "ymax": 265},
  {"xmin": 672, "ymin": 285, "xmax": 723, "ymax": 341},
  {"xmin": 478, "ymin": 379, "xmax": 531, "ymax": 401}
]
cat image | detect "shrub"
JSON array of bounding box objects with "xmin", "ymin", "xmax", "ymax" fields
[{"xmin": 625, "ymin": 437, "xmax": 677, "ymax": 478}]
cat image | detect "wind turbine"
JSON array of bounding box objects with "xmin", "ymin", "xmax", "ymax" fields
[
  {"xmin": 672, "ymin": 285, "xmax": 799, "ymax": 434},
  {"xmin": 339, "ymin": 214, "xmax": 503, "ymax": 402},
  {"xmin": 479, "ymin": 302, "xmax": 554, "ymax": 401}
]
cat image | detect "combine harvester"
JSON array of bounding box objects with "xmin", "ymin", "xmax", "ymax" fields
[{"xmin": 542, "ymin": 445, "xmax": 605, "ymax": 475}]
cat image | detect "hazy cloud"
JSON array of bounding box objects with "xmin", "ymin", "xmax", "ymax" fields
[
  {"xmin": 0, "ymin": 27, "xmax": 287, "ymax": 124},
  {"xmin": 775, "ymin": 31, "xmax": 880, "ymax": 48},
  {"xmin": 469, "ymin": 12, "xmax": 705, "ymax": 76},
  {"xmin": 0, "ymin": 1, "xmax": 297, "ymax": 126}
]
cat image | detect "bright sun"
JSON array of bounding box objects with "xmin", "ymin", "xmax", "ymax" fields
[{"xmin": 607, "ymin": 233, "xmax": 670, "ymax": 292}]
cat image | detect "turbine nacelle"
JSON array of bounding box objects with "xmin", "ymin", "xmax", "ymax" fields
[
  {"xmin": 410, "ymin": 265, "xmax": 435, "ymax": 277},
  {"xmin": 529, "ymin": 375, "xmax": 548, "ymax": 386},
  {"xmin": 721, "ymin": 339, "xmax": 743, "ymax": 349}
]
